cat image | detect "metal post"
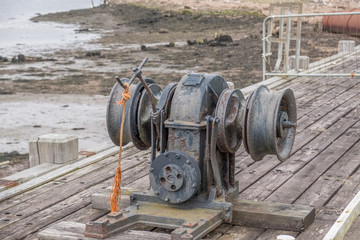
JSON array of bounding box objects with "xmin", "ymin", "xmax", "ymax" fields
[{"xmin": 295, "ymin": 4, "xmax": 302, "ymax": 71}]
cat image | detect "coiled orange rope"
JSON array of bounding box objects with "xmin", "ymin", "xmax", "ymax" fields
[{"xmin": 110, "ymin": 82, "xmax": 131, "ymax": 212}]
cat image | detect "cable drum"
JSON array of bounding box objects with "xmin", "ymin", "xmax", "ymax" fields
[{"xmin": 242, "ymin": 85, "xmax": 297, "ymax": 161}]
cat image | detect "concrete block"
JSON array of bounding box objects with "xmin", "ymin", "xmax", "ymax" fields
[
  {"xmin": 338, "ymin": 40, "xmax": 355, "ymax": 53},
  {"xmin": 37, "ymin": 134, "xmax": 78, "ymax": 164},
  {"xmin": 288, "ymin": 55, "xmax": 309, "ymax": 70}
]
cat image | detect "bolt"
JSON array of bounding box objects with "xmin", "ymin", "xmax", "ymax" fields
[
  {"xmin": 155, "ymin": 190, "xmax": 159, "ymax": 195},
  {"xmin": 186, "ymin": 160, "xmax": 191, "ymax": 165},
  {"xmin": 130, "ymin": 195, "xmax": 136, "ymax": 201},
  {"xmin": 177, "ymin": 199, "xmax": 181, "ymax": 203},
  {"xmin": 168, "ymin": 119, "xmax": 174, "ymax": 122},
  {"xmin": 176, "ymin": 154, "xmax": 180, "ymax": 159},
  {"xmin": 195, "ymin": 120, "xmax": 200, "ymax": 124},
  {"xmin": 192, "ymin": 183, "xmax": 197, "ymax": 188},
  {"xmin": 224, "ymin": 205, "xmax": 230, "ymax": 211},
  {"xmin": 136, "ymin": 203, "xmax": 140, "ymax": 210},
  {"xmin": 165, "ymin": 197, "xmax": 170, "ymax": 202},
  {"xmin": 149, "ymin": 168, "xmax": 154, "ymax": 172}
]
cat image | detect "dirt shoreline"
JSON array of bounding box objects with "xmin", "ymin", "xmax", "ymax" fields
[{"xmin": 0, "ymin": 2, "xmax": 359, "ymax": 176}]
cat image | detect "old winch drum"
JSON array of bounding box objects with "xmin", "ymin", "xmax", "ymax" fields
[
  {"xmin": 106, "ymin": 78, "xmax": 162, "ymax": 149},
  {"xmin": 242, "ymin": 85, "xmax": 297, "ymax": 161}
]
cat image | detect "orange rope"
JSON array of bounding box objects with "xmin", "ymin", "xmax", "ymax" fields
[{"xmin": 110, "ymin": 83, "xmax": 131, "ymax": 212}]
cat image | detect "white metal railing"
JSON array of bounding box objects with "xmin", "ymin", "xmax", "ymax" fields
[{"xmin": 262, "ymin": 11, "xmax": 360, "ymax": 80}]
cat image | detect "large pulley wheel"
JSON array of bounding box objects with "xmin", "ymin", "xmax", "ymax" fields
[
  {"xmin": 106, "ymin": 78, "xmax": 159, "ymax": 149},
  {"xmin": 215, "ymin": 89, "xmax": 245, "ymax": 153},
  {"xmin": 242, "ymin": 85, "xmax": 297, "ymax": 161},
  {"xmin": 149, "ymin": 150, "xmax": 201, "ymax": 204}
]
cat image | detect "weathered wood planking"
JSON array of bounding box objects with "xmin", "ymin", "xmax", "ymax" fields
[
  {"xmin": 37, "ymin": 221, "xmax": 171, "ymax": 240},
  {"xmin": 0, "ymin": 146, "xmax": 141, "ymax": 213},
  {"xmin": 231, "ymin": 200, "xmax": 314, "ymax": 231},
  {"xmin": 297, "ymin": 169, "xmax": 360, "ymax": 239},
  {"xmin": 0, "ymin": 151, "xmax": 151, "ymax": 239},
  {"xmin": 0, "ymin": 146, "xmax": 122, "ymax": 202},
  {"xmin": 238, "ymin": 104, "xmax": 360, "ymax": 201},
  {"xmin": 344, "ymin": 214, "xmax": 360, "ymax": 240},
  {"xmin": 266, "ymin": 120, "xmax": 360, "ymax": 204},
  {"xmin": 295, "ymin": 137, "xmax": 360, "ymax": 210},
  {"xmin": 323, "ymin": 189, "xmax": 360, "ymax": 240}
]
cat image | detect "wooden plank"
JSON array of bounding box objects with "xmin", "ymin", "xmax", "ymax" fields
[
  {"xmin": 1, "ymin": 163, "xmax": 59, "ymax": 186},
  {"xmin": 344, "ymin": 215, "xmax": 360, "ymax": 240},
  {"xmin": 0, "ymin": 154, "xmax": 150, "ymax": 232},
  {"xmin": 0, "ymin": 145, "xmax": 123, "ymax": 202},
  {"xmin": 37, "ymin": 134, "xmax": 78, "ymax": 164},
  {"xmin": 28, "ymin": 137, "xmax": 40, "ymax": 167},
  {"xmin": 37, "ymin": 221, "xmax": 171, "ymax": 240},
  {"xmin": 203, "ymin": 223, "xmax": 233, "ymax": 239},
  {"xmin": 296, "ymin": 86, "xmax": 360, "ymax": 132},
  {"xmin": 0, "ymin": 145, "xmax": 141, "ymax": 213},
  {"xmin": 218, "ymin": 226, "xmax": 264, "ymax": 240},
  {"xmin": 296, "ymin": 139, "xmax": 360, "ymax": 210},
  {"xmin": 255, "ymin": 229, "xmax": 298, "ymax": 240},
  {"xmin": 265, "ymin": 120, "xmax": 360, "ymax": 204},
  {"xmin": 323, "ymin": 190, "xmax": 360, "ymax": 240},
  {"xmin": 0, "ymin": 157, "xmax": 151, "ymax": 239},
  {"xmin": 297, "ymin": 169, "xmax": 360, "ymax": 239},
  {"xmin": 231, "ymin": 200, "xmax": 314, "ymax": 232},
  {"xmin": 309, "ymin": 95, "xmax": 360, "ymax": 131}
]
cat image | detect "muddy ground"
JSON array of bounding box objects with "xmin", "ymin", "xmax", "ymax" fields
[
  {"xmin": 2, "ymin": 4, "xmax": 359, "ymax": 95},
  {"xmin": 0, "ymin": 2, "xmax": 359, "ymax": 176}
]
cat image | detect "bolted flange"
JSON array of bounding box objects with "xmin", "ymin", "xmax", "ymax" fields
[{"xmin": 149, "ymin": 150, "xmax": 201, "ymax": 203}]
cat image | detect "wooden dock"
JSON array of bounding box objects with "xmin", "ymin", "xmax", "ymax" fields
[{"xmin": 0, "ymin": 49, "xmax": 359, "ymax": 239}]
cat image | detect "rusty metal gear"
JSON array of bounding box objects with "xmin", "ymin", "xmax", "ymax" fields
[{"xmin": 215, "ymin": 89, "xmax": 245, "ymax": 153}]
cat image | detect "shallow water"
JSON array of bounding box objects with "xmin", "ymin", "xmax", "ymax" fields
[{"xmin": 0, "ymin": 0, "xmax": 104, "ymax": 56}]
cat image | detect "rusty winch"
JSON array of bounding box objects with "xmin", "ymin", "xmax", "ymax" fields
[{"xmin": 85, "ymin": 58, "xmax": 297, "ymax": 239}]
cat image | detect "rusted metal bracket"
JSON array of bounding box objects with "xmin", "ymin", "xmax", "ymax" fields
[{"xmin": 84, "ymin": 192, "xmax": 232, "ymax": 240}]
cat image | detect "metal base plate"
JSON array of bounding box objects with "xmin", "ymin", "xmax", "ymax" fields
[{"xmin": 84, "ymin": 192, "xmax": 232, "ymax": 240}]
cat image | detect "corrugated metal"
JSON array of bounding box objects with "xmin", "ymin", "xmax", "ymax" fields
[{"xmin": 322, "ymin": 9, "xmax": 360, "ymax": 36}]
